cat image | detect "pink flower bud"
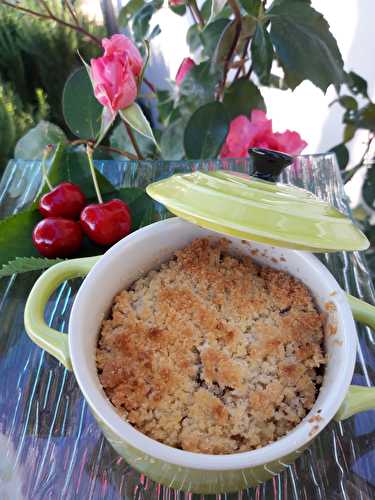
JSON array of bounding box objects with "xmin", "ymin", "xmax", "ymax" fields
[
  {"xmin": 90, "ymin": 34, "xmax": 143, "ymax": 114},
  {"xmin": 176, "ymin": 57, "xmax": 195, "ymax": 86},
  {"xmin": 101, "ymin": 34, "xmax": 143, "ymax": 77},
  {"xmin": 91, "ymin": 53, "xmax": 137, "ymax": 114}
]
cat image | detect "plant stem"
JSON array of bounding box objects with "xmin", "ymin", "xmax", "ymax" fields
[
  {"xmin": 344, "ymin": 133, "xmax": 374, "ymax": 183},
  {"xmin": 39, "ymin": 0, "xmax": 54, "ymax": 17},
  {"xmin": 86, "ymin": 145, "xmax": 103, "ymax": 203},
  {"xmin": 245, "ymin": 61, "xmax": 254, "ymax": 79},
  {"xmin": 189, "ymin": 0, "xmax": 205, "ymax": 28},
  {"xmin": 143, "ymin": 77, "xmax": 156, "ymax": 94},
  {"xmin": 123, "ymin": 121, "xmax": 144, "ymax": 160},
  {"xmin": 65, "ymin": 0, "xmax": 80, "ymax": 26},
  {"xmin": 188, "ymin": 4, "xmax": 199, "ymax": 25},
  {"xmin": 0, "ymin": 0, "xmax": 101, "ymax": 46},
  {"xmin": 99, "ymin": 145, "xmax": 139, "ymax": 160},
  {"xmin": 41, "ymin": 146, "xmax": 53, "ymax": 191},
  {"xmin": 69, "ymin": 140, "xmax": 139, "ymax": 160},
  {"xmin": 234, "ymin": 38, "xmax": 251, "ymax": 81},
  {"xmin": 218, "ymin": 0, "xmax": 242, "ymax": 99}
]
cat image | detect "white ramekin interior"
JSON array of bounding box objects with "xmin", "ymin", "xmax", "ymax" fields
[{"xmin": 69, "ymin": 217, "xmax": 357, "ymax": 470}]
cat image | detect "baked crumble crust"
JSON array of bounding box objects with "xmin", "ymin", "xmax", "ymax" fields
[{"xmin": 97, "ymin": 238, "xmax": 325, "ymax": 454}]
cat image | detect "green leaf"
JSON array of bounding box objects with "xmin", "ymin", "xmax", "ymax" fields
[
  {"xmin": 352, "ymin": 104, "xmax": 375, "ymax": 131},
  {"xmin": 0, "ymin": 257, "xmax": 64, "ymax": 278},
  {"xmin": 202, "ymin": 0, "xmax": 232, "ymax": 21},
  {"xmin": 133, "ymin": 4, "xmax": 154, "ymax": 43},
  {"xmin": 0, "ymin": 209, "xmax": 41, "ymax": 268},
  {"xmin": 207, "ymin": 0, "xmax": 227, "ymax": 25},
  {"xmin": 268, "ymin": 74, "xmax": 289, "ymax": 90},
  {"xmin": 108, "ymin": 187, "xmax": 157, "ymax": 230},
  {"xmin": 110, "ymin": 122, "xmax": 155, "ymax": 158},
  {"xmin": 14, "ymin": 121, "xmax": 66, "ymax": 160},
  {"xmin": 95, "ymin": 107, "xmax": 116, "ymax": 148},
  {"xmin": 201, "ymin": 0, "xmax": 213, "ymax": 21},
  {"xmin": 329, "ymin": 143, "xmax": 349, "ymax": 170},
  {"xmin": 169, "ymin": 4, "xmax": 186, "ymax": 16},
  {"xmin": 118, "ymin": 0, "xmax": 145, "ymax": 25},
  {"xmin": 223, "ymin": 78, "xmax": 266, "ymax": 120},
  {"xmin": 180, "ymin": 61, "xmax": 220, "ymax": 104},
  {"xmin": 77, "ymin": 51, "xmax": 93, "ymax": 79},
  {"xmin": 62, "ymin": 68, "xmax": 103, "ymax": 140},
  {"xmin": 343, "ymin": 124, "xmax": 356, "ymax": 143},
  {"xmin": 186, "ymin": 24, "xmax": 202, "ymax": 53},
  {"xmin": 212, "ymin": 16, "xmax": 256, "ymax": 68},
  {"xmin": 148, "ymin": 24, "xmax": 161, "ymax": 40},
  {"xmin": 156, "ymin": 90, "xmax": 175, "ymax": 125},
  {"xmin": 201, "ymin": 18, "xmax": 231, "ymax": 58},
  {"xmin": 251, "ymin": 23, "xmax": 274, "ymax": 84},
  {"xmin": 362, "ymin": 164, "xmax": 375, "ymax": 211},
  {"xmin": 160, "ymin": 118, "xmax": 187, "ymax": 160},
  {"xmin": 239, "ymin": 0, "xmax": 261, "ymax": 16},
  {"xmin": 45, "ymin": 143, "xmax": 115, "ymax": 200},
  {"xmin": 184, "ymin": 102, "xmax": 229, "ymax": 159},
  {"xmin": 138, "ymin": 204, "xmax": 158, "ymax": 228},
  {"xmin": 338, "ymin": 95, "xmax": 358, "ymax": 111},
  {"xmin": 347, "ymin": 71, "xmax": 368, "ymax": 99},
  {"xmin": 119, "ymin": 103, "xmax": 158, "ymax": 146},
  {"xmin": 268, "ymin": 0, "xmax": 344, "ymax": 91}
]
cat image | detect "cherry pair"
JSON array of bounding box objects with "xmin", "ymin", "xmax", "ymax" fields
[{"xmin": 33, "ymin": 182, "xmax": 131, "ymax": 258}]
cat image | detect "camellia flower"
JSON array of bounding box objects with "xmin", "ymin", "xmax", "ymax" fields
[
  {"xmin": 90, "ymin": 34, "xmax": 143, "ymax": 114},
  {"xmin": 220, "ymin": 109, "xmax": 307, "ymax": 159},
  {"xmin": 176, "ymin": 57, "xmax": 195, "ymax": 86}
]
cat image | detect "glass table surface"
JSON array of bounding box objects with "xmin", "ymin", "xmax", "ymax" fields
[{"xmin": 0, "ymin": 156, "xmax": 374, "ymax": 500}]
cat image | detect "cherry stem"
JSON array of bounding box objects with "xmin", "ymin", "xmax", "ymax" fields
[
  {"xmin": 86, "ymin": 145, "xmax": 103, "ymax": 204},
  {"xmin": 41, "ymin": 146, "xmax": 53, "ymax": 191}
]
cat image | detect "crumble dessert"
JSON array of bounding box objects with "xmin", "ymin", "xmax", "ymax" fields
[{"xmin": 97, "ymin": 238, "xmax": 325, "ymax": 454}]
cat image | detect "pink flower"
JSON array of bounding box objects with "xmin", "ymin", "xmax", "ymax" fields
[
  {"xmin": 220, "ymin": 116, "xmax": 253, "ymax": 158},
  {"xmin": 176, "ymin": 57, "xmax": 195, "ymax": 86},
  {"xmin": 273, "ymin": 131, "xmax": 308, "ymax": 155},
  {"xmin": 91, "ymin": 53, "xmax": 137, "ymax": 114},
  {"xmin": 101, "ymin": 34, "xmax": 143, "ymax": 77},
  {"xmin": 169, "ymin": 0, "xmax": 185, "ymax": 5},
  {"xmin": 220, "ymin": 109, "xmax": 307, "ymax": 159},
  {"xmin": 249, "ymin": 109, "xmax": 273, "ymax": 137}
]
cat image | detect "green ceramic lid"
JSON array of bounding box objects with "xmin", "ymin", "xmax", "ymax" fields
[{"xmin": 146, "ymin": 170, "xmax": 369, "ymax": 252}]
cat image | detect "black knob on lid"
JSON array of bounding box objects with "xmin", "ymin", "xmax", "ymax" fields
[{"xmin": 249, "ymin": 147, "xmax": 294, "ymax": 182}]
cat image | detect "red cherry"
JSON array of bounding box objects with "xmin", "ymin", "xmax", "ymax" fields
[
  {"xmin": 39, "ymin": 182, "xmax": 86, "ymax": 219},
  {"xmin": 32, "ymin": 218, "xmax": 83, "ymax": 258},
  {"xmin": 80, "ymin": 199, "xmax": 131, "ymax": 246}
]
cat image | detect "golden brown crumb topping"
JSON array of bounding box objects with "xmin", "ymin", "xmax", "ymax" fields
[{"xmin": 97, "ymin": 238, "xmax": 325, "ymax": 454}]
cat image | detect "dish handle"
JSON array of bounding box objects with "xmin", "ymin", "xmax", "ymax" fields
[
  {"xmin": 347, "ymin": 293, "xmax": 375, "ymax": 331},
  {"xmin": 335, "ymin": 385, "xmax": 375, "ymax": 420},
  {"xmin": 335, "ymin": 294, "xmax": 375, "ymax": 420},
  {"xmin": 24, "ymin": 256, "xmax": 100, "ymax": 370}
]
